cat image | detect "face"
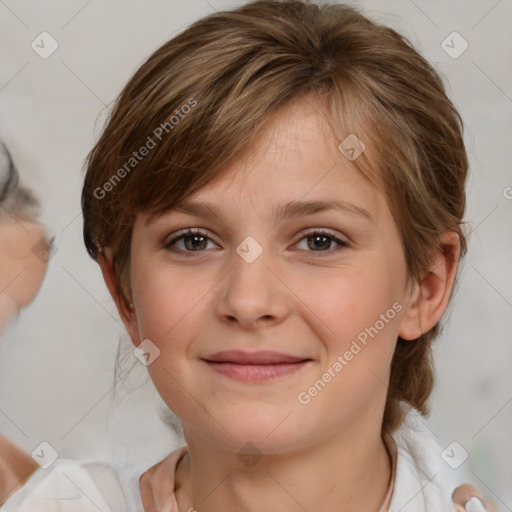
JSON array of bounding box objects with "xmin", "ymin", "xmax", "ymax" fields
[
  {"xmin": 122, "ymin": 97, "xmax": 417, "ymax": 453},
  {"xmin": 0, "ymin": 218, "xmax": 49, "ymax": 334}
]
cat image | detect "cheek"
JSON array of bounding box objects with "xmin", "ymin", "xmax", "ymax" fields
[
  {"xmin": 321, "ymin": 266, "xmax": 401, "ymax": 335},
  {"xmin": 133, "ymin": 263, "xmax": 199, "ymax": 342},
  {"xmin": 309, "ymin": 270, "xmax": 402, "ymax": 407},
  {"xmin": 310, "ymin": 263, "xmax": 404, "ymax": 397},
  {"xmin": 133, "ymin": 266, "xmax": 198, "ymax": 412}
]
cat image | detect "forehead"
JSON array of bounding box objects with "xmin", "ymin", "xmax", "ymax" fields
[
  {"xmin": 231, "ymin": 96, "xmax": 343, "ymax": 177},
  {"xmin": 175, "ymin": 98, "xmax": 382, "ymax": 214},
  {"xmin": 137, "ymin": 94, "xmax": 388, "ymax": 233}
]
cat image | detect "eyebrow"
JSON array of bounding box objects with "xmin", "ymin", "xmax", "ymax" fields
[{"xmin": 157, "ymin": 198, "xmax": 375, "ymax": 225}]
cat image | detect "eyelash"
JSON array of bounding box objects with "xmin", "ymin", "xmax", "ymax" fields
[{"xmin": 164, "ymin": 228, "xmax": 348, "ymax": 257}]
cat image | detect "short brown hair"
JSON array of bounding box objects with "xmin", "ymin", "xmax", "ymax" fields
[{"xmin": 81, "ymin": 0, "xmax": 468, "ymax": 434}]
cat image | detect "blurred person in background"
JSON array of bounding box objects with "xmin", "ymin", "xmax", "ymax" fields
[{"xmin": 0, "ymin": 143, "xmax": 52, "ymax": 505}]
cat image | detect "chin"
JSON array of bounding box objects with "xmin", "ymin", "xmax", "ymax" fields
[{"xmin": 202, "ymin": 411, "xmax": 309, "ymax": 454}]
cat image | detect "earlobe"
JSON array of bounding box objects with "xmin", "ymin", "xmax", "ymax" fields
[
  {"xmin": 97, "ymin": 248, "xmax": 117, "ymax": 301},
  {"xmin": 97, "ymin": 247, "xmax": 128, "ymax": 313},
  {"xmin": 97, "ymin": 247, "xmax": 137, "ymax": 339},
  {"xmin": 398, "ymin": 232, "xmax": 461, "ymax": 341},
  {"xmin": 397, "ymin": 280, "xmax": 423, "ymax": 341}
]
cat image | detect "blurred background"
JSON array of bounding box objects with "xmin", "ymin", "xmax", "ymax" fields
[{"xmin": 0, "ymin": 0, "xmax": 510, "ymax": 509}]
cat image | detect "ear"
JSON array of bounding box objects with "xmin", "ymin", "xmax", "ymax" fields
[
  {"xmin": 97, "ymin": 247, "xmax": 141, "ymax": 347},
  {"xmin": 398, "ymin": 231, "xmax": 461, "ymax": 340}
]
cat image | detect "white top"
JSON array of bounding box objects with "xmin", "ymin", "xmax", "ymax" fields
[
  {"xmin": 3, "ymin": 405, "xmax": 463, "ymax": 511},
  {"xmin": 2, "ymin": 458, "xmax": 148, "ymax": 512}
]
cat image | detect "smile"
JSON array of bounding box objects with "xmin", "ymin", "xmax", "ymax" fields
[{"xmin": 202, "ymin": 361, "xmax": 311, "ymax": 382}]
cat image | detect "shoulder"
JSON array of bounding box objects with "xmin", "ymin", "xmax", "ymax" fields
[
  {"xmin": 2, "ymin": 457, "xmax": 147, "ymax": 512},
  {"xmin": 388, "ymin": 404, "xmax": 464, "ymax": 512}
]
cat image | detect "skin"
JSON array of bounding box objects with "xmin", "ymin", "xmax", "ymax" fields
[
  {"xmin": 98, "ymin": 95, "xmax": 465, "ymax": 512},
  {"xmin": 0, "ymin": 435, "xmax": 38, "ymax": 506},
  {"xmin": 141, "ymin": 462, "xmax": 497, "ymax": 512},
  {"xmin": 452, "ymin": 485, "xmax": 498, "ymax": 512},
  {"xmin": 0, "ymin": 218, "xmax": 50, "ymax": 335},
  {"xmin": 0, "ymin": 217, "xmax": 49, "ymax": 505}
]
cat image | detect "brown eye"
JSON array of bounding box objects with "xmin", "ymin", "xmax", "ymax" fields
[
  {"xmin": 295, "ymin": 230, "xmax": 348, "ymax": 255},
  {"xmin": 165, "ymin": 228, "xmax": 216, "ymax": 253}
]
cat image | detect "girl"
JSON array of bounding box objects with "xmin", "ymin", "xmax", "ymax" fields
[{"xmin": 1, "ymin": 1, "xmax": 497, "ymax": 510}]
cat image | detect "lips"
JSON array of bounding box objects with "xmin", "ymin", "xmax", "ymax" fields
[
  {"xmin": 202, "ymin": 350, "xmax": 310, "ymax": 365},
  {"xmin": 201, "ymin": 350, "xmax": 312, "ymax": 382}
]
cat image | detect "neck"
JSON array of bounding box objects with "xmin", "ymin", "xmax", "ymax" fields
[{"xmin": 174, "ymin": 422, "xmax": 392, "ymax": 512}]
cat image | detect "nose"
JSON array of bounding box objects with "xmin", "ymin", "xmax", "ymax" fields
[{"xmin": 215, "ymin": 239, "xmax": 290, "ymax": 330}]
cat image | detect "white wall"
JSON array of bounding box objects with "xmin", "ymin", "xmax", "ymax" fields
[{"xmin": 0, "ymin": 0, "xmax": 510, "ymax": 508}]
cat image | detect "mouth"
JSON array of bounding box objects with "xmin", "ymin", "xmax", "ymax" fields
[{"xmin": 201, "ymin": 350, "xmax": 313, "ymax": 382}]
